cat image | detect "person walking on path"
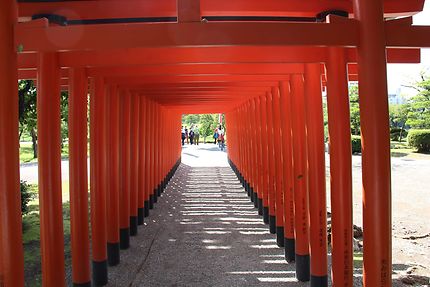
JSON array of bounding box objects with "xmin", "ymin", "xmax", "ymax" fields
[
  {"xmin": 185, "ymin": 126, "xmax": 189, "ymax": 144},
  {"xmin": 189, "ymin": 126, "xmax": 195, "ymax": 145},
  {"xmin": 213, "ymin": 127, "xmax": 219, "ymax": 144},
  {"xmin": 217, "ymin": 125, "xmax": 225, "ymax": 150},
  {"xmin": 193, "ymin": 125, "xmax": 200, "ymax": 145},
  {"xmin": 181, "ymin": 126, "xmax": 186, "ymax": 146}
]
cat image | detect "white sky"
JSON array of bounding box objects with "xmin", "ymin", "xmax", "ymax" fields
[{"xmin": 387, "ymin": 1, "xmax": 430, "ymax": 96}]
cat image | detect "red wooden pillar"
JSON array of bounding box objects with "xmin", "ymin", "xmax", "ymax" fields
[
  {"xmin": 148, "ymin": 101, "xmax": 155, "ymax": 209},
  {"xmin": 0, "ymin": 1, "xmax": 25, "ymax": 285},
  {"xmin": 304, "ymin": 63, "xmax": 328, "ymax": 285},
  {"xmin": 266, "ymin": 91, "xmax": 276, "ymax": 234},
  {"xmin": 153, "ymin": 104, "xmax": 160, "ymax": 201},
  {"xmin": 89, "ymin": 77, "xmax": 108, "ymax": 285},
  {"xmin": 144, "ymin": 97, "xmax": 151, "ymax": 216},
  {"xmin": 271, "ymin": 86, "xmax": 285, "ymax": 247},
  {"xmin": 353, "ymin": 1, "xmax": 392, "ymax": 285},
  {"xmin": 37, "ymin": 52, "xmax": 66, "ymax": 286},
  {"xmin": 254, "ymin": 97, "xmax": 264, "ymax": 215},
  {"xmin": 326, "ymin": 47, "xmax": 353, "ymax": 286},
  {"xmin": 250, "ymin": 98, "xmax": 261, "ymax": 212},
  {"xmin": 119, "ymin": 90, "xmax": 131, "ymax": 249},
  {"xmin": 69, "ymin": 68, "xmax": 91, "ymax": 286},
  {"xmin": 279, "ymin": 81, "xmax": 296, "ymax": 262},
  {"xmin": 138, "ymin": 96, "xmax": 146, "ymax": 224},
  {"xmin": 259, "ymin": 95, "xmax": 270, "ymax": 224},
  {"xmin": 106, "ymin": 85, "xmax": 121, "ymax": 266},
  {"xmin": 291, "ymin": 74, "xmax": 310, "ymax": 282},
  {"xmin": 243, "ymin": 103, "xmax": 252, "ymax": 198},
  {"xmin": 129, "ymin": 93, "xmax": 139, "ymax": 236}
]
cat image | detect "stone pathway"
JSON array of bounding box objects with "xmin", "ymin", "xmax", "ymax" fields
[{"xmin": 106, "ymin": 145, "xmax": 305, "ymax": 286}]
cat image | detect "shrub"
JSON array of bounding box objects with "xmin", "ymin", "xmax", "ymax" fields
[
  {"xmin": 351, "ymin": 135, "xmax": 362, "ymax": 154},
  {"xmin": 20, "ymin": 181, "xmax": 35, "ymax": 215},
  {"xmin": 407, "ymin": 129, "xmax": 430, "ymax": 153},
  {"xmin": 390, "ymin": 127, "xmax": 407, "ymax": 141}
]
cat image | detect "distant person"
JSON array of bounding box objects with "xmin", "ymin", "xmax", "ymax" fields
[
  {"xmin": 193, "ymin": 125, "xmax": 200, "ymax": 145},
  {"xmin": 217, "ymin": 125, "xmax": 225, "ymax": 150},
  {"xmin": 185, "ymin": 126, "xmax": 189, "ymax": 144},
  {"xmin": 213, "ymin": 127, "xmax": 219, "ymax": 144},
  {"xmin": 189, "ymin": 125, "xmax": 195, "ymax": 145},
  {"xmin": 181, "ymin": 126, "xmax": 186, "ymax": 146}
]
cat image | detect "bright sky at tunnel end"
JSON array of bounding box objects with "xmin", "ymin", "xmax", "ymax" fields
[{"xmin": 387, "ymin": 1, "xmax": 430, "ymax": 96}]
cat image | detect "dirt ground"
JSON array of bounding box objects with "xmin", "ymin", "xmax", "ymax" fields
[
  {"xmin": 326, "ymin": 152, "xmax": 430, "ymax": 285},
  {"xmin": 103, "ymin": 145, "xmax": 429, "ymax": 286}
]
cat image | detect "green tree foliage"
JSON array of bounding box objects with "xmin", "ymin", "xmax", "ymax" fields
[
  {"xmin": 20, "ymin": 181, "xmax": 35, "ymax": 215},
  {"xmin": 389, "ymin": 103, "xmax": 410, "ymax": 142},
  {"xmin": 406, "ymin": 74, "xmax": 430, "ymax": 129},
  {"xmin": 349, "ymin": 84, "xmax": 361, "ymax": 135},
  {"xmin": 60, "ymin": 91, "xmax": 69, "ymax": 147},
  {"xmin": 183, "ymin": 114, "xmax": 201, "ymax": 127},
  {"xmin": 199, "ymin": 114, "xmax": 218, "ymax": 141},
  {"xmin": 18, "ymin": 80, "xmax": 38, "ymax": 158},
  {"xmin": 18, "ymin": 80, "xmax": 70, "ymax": 159}
]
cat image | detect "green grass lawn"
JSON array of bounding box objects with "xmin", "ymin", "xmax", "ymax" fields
[
  {"xmin": 390, "ymin": 140, "xmax": 430, "ymax": 159},
  {"xmin": 22, "ymin": 183, "xmax": 72, "ymax": 286},
  {"xmin": 20, "ymin": 142, "xmax": 69, "ymax": 164}
]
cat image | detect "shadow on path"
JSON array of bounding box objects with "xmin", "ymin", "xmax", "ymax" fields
[{"xmin": 107, "ymin": 164, "xmax": 305, "ymax": 286}]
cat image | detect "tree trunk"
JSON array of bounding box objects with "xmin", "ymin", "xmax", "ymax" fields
[
  {"xmin": 399, "ymin": 123, "xmax": 405, "ymax": 143},
  {"xmin": 31, "ymin": 129, "xmax": 38, "ymax": 158}
]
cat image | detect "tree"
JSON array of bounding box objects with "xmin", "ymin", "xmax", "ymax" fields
[
  {"xmin": 349, "ymin": 84, "xmax": 361, "ymax": 135},
  {"xmin": 389, "ymin": 103, "xmax": 410, "ymax": 142},
  {"xmin": 18, "ymin": 80, "xmax": 38, "ymax": 158},
  {"xmin": 406, "ymin": 73, "xmax": 430, "ymax": 129},
  {"xmin": 18, "ymin": 80, "xmax": 70, "ymax": 159},
  {"xmin": 183, "ymin": 114, "xmax": 201, "ymax": 127},
  {"xmin": 60, "ymin": 91, "xmax": 69, "ymax": 148},
  {"xmin": 199, "ymin": 114, "xmax": 217, "ymax": 143}
]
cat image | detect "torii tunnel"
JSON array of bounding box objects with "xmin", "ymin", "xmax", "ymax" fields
[{"xmin": 1, "ymin": 0, "xmax": 430, "ymax": 286}]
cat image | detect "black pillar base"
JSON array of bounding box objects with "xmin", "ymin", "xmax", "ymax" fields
[
  {"xmin": 144, "ymin": 201, "xmax": 149, "ymax": 217},
  {"xmin": 138, "ymin": 207, "xmax": 144, "ymax": 225},
  {"xmin": 276, "ymin": 226, "xmax": 284, "ymax": 247},
  {"xmin": 149, "ymin": 194, "xmax": 154, "ymax": 209},
  {"xmin": 295, "ymin": 254, "xmax": 310, "ymax": 282},
  {"xmin": 158, "ymin": 184, "xmax": 162, "ymax": 196},
  {"xmin": 285, "ymin": 238, "xmax": 296, "ymax": 263},
  {"xmin": 130, "ymin": 216, "xmax": 138, "ymax": 236},
  {"xmin": 73, "ymin": 282, "xmax": 91, "ymax": 287},
  {"xmin": 107, "ymin": 242, "xmax": 120, "ymax": 266},
  {"xmin": 92, "ymin": 260, "xmax": 108, "ymax": 286},
  {"xmin": 269, "ymin": 216, "xmax": 276, "ymax": 234},
  {"xmin": 253, "ymin": 192, "xmax": 258, "ymax": 208},
  {"xmin": 249, "ymin": 186, "xmax": 254, "ymax": 201},
  {"xmin": 311, "ymin": 275, "xmax": 328, "ymax": 287},
  {"xmin": 119, "ymin": 228, "xmax": 130, "ymax": 250},
  {"xmin": 258, "ymin": 198, "xmax": 263, "ymax": 215},
  {"xmin": 263, "ymin": 207, "xmax": 269, "ymax": 224}
]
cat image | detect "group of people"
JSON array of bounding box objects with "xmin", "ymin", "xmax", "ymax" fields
[
  {"xmin": 180, "ymin": 124, "xmax": 226, "ymax": 151},
  {"xmin": 213, "ymin": 125, "xmax": 225, "ymax": 151},
  {"xmin": 181, "ymin": 124, "xmax": 200, "ymax": 145}
]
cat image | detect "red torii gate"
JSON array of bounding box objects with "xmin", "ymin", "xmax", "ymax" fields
[{"xmin": 1, "ymin": 0, "xmax": 430, "ymax": 286}]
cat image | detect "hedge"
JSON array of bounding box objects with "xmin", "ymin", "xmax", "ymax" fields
[
  {"xmin": 407, "ymin": 129, "xmax": 430, "ymax": 153},
  {"xmin": 390, "ymin": 127, "xmax": 407, "ymax": 141},
  {"xmin": 351, "ymin": 135, "xmax": 362, "ymax": 154},
  {"xmin": 20, "ymin": 181, "xmax": 35, "ymax": 215}
]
